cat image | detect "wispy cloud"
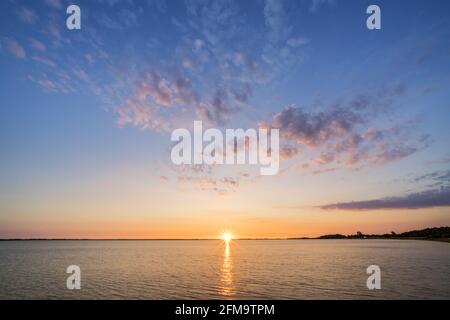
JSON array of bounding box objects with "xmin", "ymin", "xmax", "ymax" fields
[
  {"xmin": 320, "ymin": 187, "xmax": 450, "ymax": 210},
  {"xmin": 44, "ymin": 0, "xmax": 63, "ymax": 9},
  {"xmin": 196, "ymin": 87, "xmax": 241, "ymax": 126},
  {"xmin": 4, "ymin": 38, "xmax": 27, "ymax": 59},
  {"xmin": 321, "ymin": 169, "xmax": 450, "ymax": 210},
  {"xmin": 29, "ymin": 38, "xmax": 47, "ymax": 52},
  {"xmin": 37, "ymin": 79, "xmax": 58, "ymax": 92},
  {"xmin": 177, "ymin": 175, "xmax": 241, "ymax": 195},
  {"xmin": 16, "ymin": 7, "xmax": 38, "ymax": 24},
  {"xmin": 27, "ymin": 74, "xmax": 75, "ymax": 94},
  {"xmin": 115, "ymin": 71, "xmax": 198, "ymax": 131},
  {"xmin": 287, "ymin": 37, "xmax": 309, "ymax": 47},
  {"xmin": 178, "ymin": 176, "xmax": 239, "ymax": 187},
  {"xmin": 264, "ymin": 0, "xmax": 291, "ymax": 43},
  {"xmin": 32, "ymin": 56, "xmax": 57, "ymax": 68},
  {"xmin": 410, "ymin": 169, "xmax": 450, "ymax": 189}
]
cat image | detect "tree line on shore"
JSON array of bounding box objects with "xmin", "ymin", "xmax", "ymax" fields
[{"xmin": 314, "ymin": 226, "xmax": 450, "ymax": 241}]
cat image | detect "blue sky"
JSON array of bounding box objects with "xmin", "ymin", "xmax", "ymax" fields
[{"xmin": 0, "ymin": 0, "xmax": 450, "ymax": 238}]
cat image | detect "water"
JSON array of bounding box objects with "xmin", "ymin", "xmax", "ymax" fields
[{"xmin": 0, "ymin": 240, "xmax": 449, "ymax": 299}]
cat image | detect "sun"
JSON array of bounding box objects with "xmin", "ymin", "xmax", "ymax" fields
[{"xmin": 222, "ymin": 232, "xmax": 233, "ymax": 242}]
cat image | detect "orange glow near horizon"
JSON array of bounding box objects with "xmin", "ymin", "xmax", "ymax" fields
[
  {"xmin": 1, "ymin": 206, "xmax": 449, "ymax": 239},
  {"xmin": 222, "ymin": 232, "xmax": 234, "ymax": 242}
]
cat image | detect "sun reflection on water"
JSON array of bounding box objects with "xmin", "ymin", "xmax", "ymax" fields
[{"xmin": 220, "ymin": 240, "xmax": 233, "ymax": 296}]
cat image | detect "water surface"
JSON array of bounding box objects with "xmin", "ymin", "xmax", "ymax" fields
[{"xmin": 0, "ymin": 240, "xmax": 449, "ymax": 299}]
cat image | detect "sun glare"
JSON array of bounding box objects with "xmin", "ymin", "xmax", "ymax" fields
[{"xmin": 222, "ymin": 232, "xmax": 233, "ymax": 242}]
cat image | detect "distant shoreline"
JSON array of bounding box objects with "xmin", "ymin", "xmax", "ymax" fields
[
  {"xmin": 1, "ymin": 227, "xmax": 448, "ymax": 242},
  {"xmin": 1, "ymin": 237, "xmax": 449, "ymax": 243},
  {"xmin": 0, "ymin": 238, "xmax": 449, "ymax": 242}
]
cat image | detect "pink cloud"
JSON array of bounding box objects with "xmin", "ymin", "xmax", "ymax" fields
[
  {"xmin": 29, "ymin": 38, "xmax": 47, "ymax": 52},
  {"xmin": 16, "ymin": 7, "xmax": 38, "ymax": 24},
  {"xmin": 263, "ymin": 87, "xmax": 429, "ymax": 175},
  {"xmin": 37, "ymin": 79, "xmax": 57, "ymax": 92},
  {"xmin": 5, "ymin": 39, "xmax": 26, "ymax": 59},
  {"xmin": 32, "ymin": 56, "xmax": 57, "ymax": 68}
]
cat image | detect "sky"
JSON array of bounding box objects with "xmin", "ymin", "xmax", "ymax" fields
[{"xmin": 0, "ymin": 0, "xmax": 449, "ymax": 239}]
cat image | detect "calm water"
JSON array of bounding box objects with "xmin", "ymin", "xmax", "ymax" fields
[{"xmin": 0, "ymin": 240, "xmax": 449, "ymax": 299}]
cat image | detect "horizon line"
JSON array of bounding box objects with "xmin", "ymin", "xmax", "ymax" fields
[
  {"xmin": 0, "ymin": 237, "xmax": 293, "ymax": 241},
  {"xmin": 1, "ymin": 226, "xmax": 448, "ymax": 241}
]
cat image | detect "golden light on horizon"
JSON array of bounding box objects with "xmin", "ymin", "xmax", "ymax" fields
[{"xmin": 222, "ymin": 232, "xmax": 233, "ymax": 242}]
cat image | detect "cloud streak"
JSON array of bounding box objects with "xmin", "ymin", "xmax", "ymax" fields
[
  {"xmin": 320, "ymin": 169, "xmax": 450, "ymax": 210},
  {"xmin": 4, "ymin": 38, "xmax": 27, "ymax": 59},
  {"xmin": 16, "ymin": 7, "xmax": 38, "ymax": 24},
  {"xmin": 320, "ymin": 186, "xmax": 450, "ymax": 210}
]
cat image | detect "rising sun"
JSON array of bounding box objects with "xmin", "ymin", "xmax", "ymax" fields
[{"xmin": 222, "ymin": 232, "xmax": 233, "ymax": 242}]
